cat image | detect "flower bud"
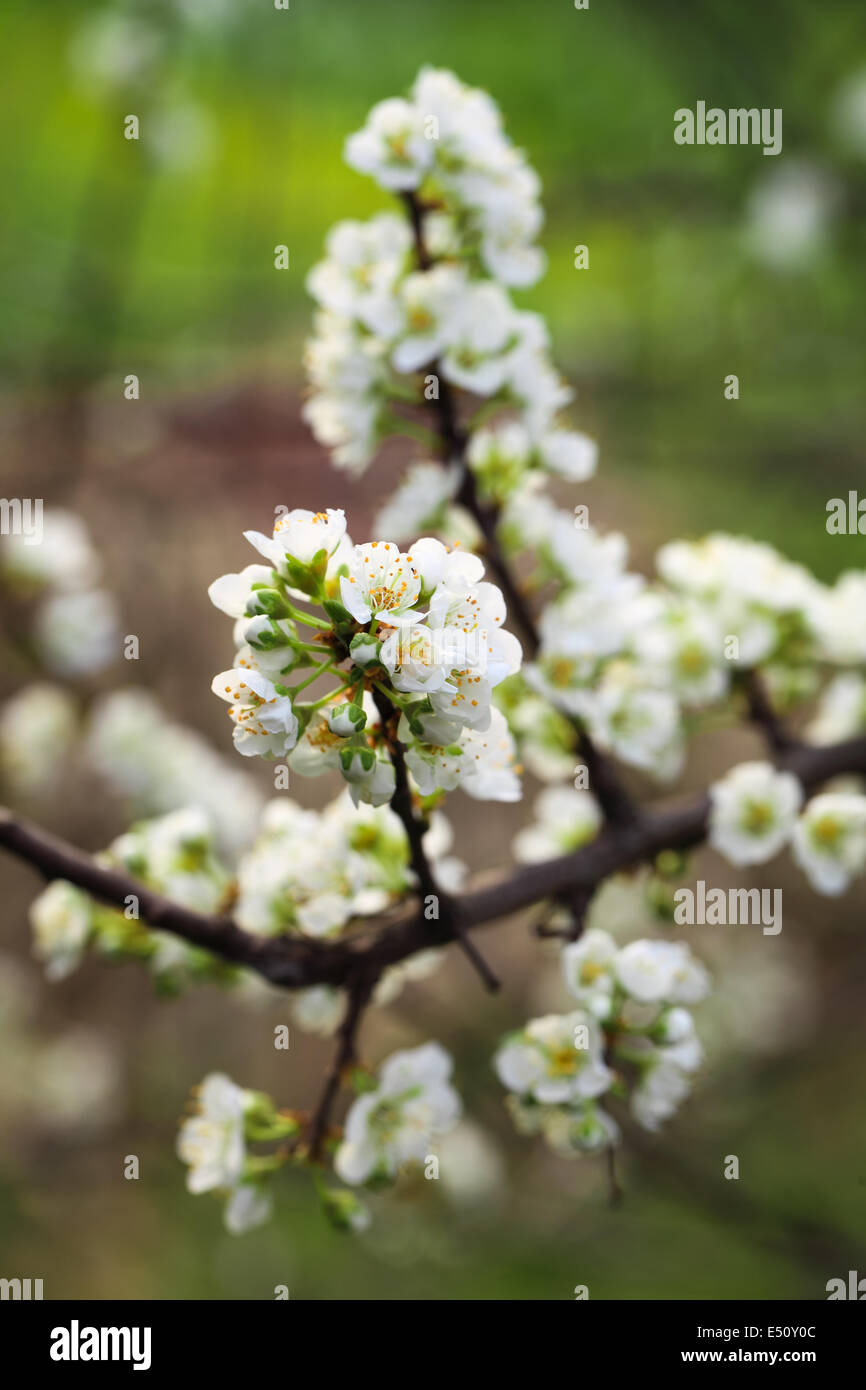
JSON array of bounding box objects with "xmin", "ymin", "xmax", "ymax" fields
[
  {"xmin": 328, "ymin": 703, "xmax": 367, "ymax": 737},
  {"xmin": 349, "ymin": 632, "xmax": 381, "ymax": 667},
  {"xmin": 246, "ymin": 586, "xmax": 289, "ymax": 618}
]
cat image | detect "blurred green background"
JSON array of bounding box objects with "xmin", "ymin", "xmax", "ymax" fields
[{"xmin": 1, "ymin": 0, "xmax": 865, "ymax": 1299}]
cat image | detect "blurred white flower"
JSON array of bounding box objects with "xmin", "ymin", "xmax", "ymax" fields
[
  {"xmin": 2, "ymin": 508, "xmax": 100, "ymax": 591},
  {"xmin": 0, "ymin": 683, "xmax": 77, "ymax": 794},
  {"xmin": 435, "ymin": 1120, "xmax": 506, "ymax": 1206},
  {"xmin": 36, "ymin": 589, "xmax": 121, "ymax": 677},
  {"xmin": 745, "ymin": 161, "xmax": 839, "ymax": 270},
  {"xmin": 791, "ymin": 792, "xmax": 866, "ymax": 895},
  {"xmin": 177, "ymin": 1072, "xmax": 251, "ymax": 1194},
  {"xmin": 291, "ymin": 986, "xmax": 347, "ymax": 1037},
  {"xmin": 708, "ymin": 760, "xmax": 802, "ymax": 866},
  {"xmin": 30, "ymin": 880, "xmax": 92, "ymax": 981},
  {"xmin": 494, "ymin": 1011, "xmax": 612, "ymax": 1105},
  {"xmin": 335, "ymin": 1042, "xmax": 461, "ymax": 1185},
  {"xmin": 513, "ymin": 786, "xmax": 602, "ymax": 863},
  {"xmin": 614, "ymin": 939, "xmax": 709, "ymax": 1005}
]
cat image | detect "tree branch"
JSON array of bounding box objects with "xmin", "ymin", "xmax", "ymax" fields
[
  {"xmin": 372, "ymin": 687, "xmax": 500, "ymax": 990},
  {"xmin": 400, "ymin": 190, "xmax": 639, "ymax": 826},
  {"xmin": 306, "ymin": 967, "xmax": 377, "ymax": 1161},
  {"xmin": 739, "ymin": 668, "xmax": 799, "ymax": 754},
  {"xmin": 2, "ymin": 734, "xmax": 864, "ymax": 993}
]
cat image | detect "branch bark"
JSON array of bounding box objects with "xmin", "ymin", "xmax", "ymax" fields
[
  {"xmin": 306, "ymin": 967, "xmax": 376, "ymax": 1161},
  {"xmin": 372, "ymin": 686, "xmax": 500, "ymax": 990},
  {"xmin": 2, "ymin": 733, "xmax": 864, "ymax": 991}
]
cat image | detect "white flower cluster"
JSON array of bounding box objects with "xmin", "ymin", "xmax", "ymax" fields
[
  {"xmin": 84, "ymin": 688, "xmax": 264, "ymax": 855},
  {"xmin": 513, "ymin": 785, "xmax": 602, "ymax": 863},
  {"xmin": 27, "ymin": 785, "xmax": 464, "ymax": 993},
  {"xmin": 303, "ymin": 69, "xmax": 592, "ymax": 486},
  {"xmin": 335, "ymin": 1041, "xmax": 461, "ymax": 1186},
  {"xmin": 300, "ymin": 70, "xmax": 866, "ymax": 790},
  {"xmin": 344, "ymin": 67, "xmax": 545, "ymax": 285},
  {"xmin": 657, "ymin": 533, "xmax": 866, "ymax": 669},
  {"xmin": 178, "ymin": 1043, "xmax": 461, "ymax": 1234},
  {"xmin": 508, "ymin": 517, "xmax": 866, "ymax": 783},
  {"xmin": 709, "ymin": 760, "xmax": 866, "ymax": 896},
  {"xmin": 209, "ymin": 506, "xmax": 522, "ymax": 805},
  {"xmin": 235, "ymin": 792, "xmax": 464, "ymax": 940},
  {"xmin": 495, "ymin": 932, "xmax": 709, "ymax": 1153},
  {"xmin": 511, "ymin": 490, "xmax": 689, "ymax": 779},
  {"xmin": 29, "ymin": 807, "xmax": 231, "ymax": 988},
  {"xmin": 177, "ymin": 1072, "xmax": 290, "ymax": 1235},
  {"xmin": 1, "ymin": 508, "xmax": 120, "ymax": 677}
]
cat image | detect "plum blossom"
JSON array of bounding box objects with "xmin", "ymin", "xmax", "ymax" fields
[
  {"xmin": 791, "ymin": 792, "xmax": 866, "ymax": 895},
  {"xmin": 177, "ymin": 1072, "xmax": 250, "ymax": 1194},
  {"xmin": 340, "ymin": 541, "xmax": 422, "ymax": 625},
  {"xmin": 211, "ymin": 665, "xmax": 298, "ymax": 759},
  {"xmin": 494, "ymin": 1012, "xmax": 613, "ymax": 1105},
  {"xmin": 335, "ymin": 1042, "xmax": 461, "ymax": 1186},
  {"xmin": 708, "ymin": 760, "xmax": 803, "ymax": 866}
]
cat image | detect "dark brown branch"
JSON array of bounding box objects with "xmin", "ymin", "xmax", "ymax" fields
[
  {"xmin": 372, "ymin": 688, "xmax": 500, "ymax": 990},
  {"xmin": 0, "ymin": 806, "xmax": 280, "ymax": 974},
  {"xmin": 2, "ymin": 734, "xmax": 865, "ymax": 994},
  {"xmin": 306, "ymin": 968, "xmax": 377, "ymax": 1162},
  {"xmin": 740, "ymin": 668, "xmax": 799, "ymax": 754}
]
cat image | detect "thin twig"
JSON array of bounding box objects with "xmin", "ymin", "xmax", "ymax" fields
[
  {"xmin": 373, "ymin": 688, "xmax": 500, "ymax": 990},
  {"xmin": 307, "ymin": 968, "xmax": 377, "ymax": 1161},
  {"xmin": 740, "ymin": 668, "xmax": 799, "ymax": 754}
]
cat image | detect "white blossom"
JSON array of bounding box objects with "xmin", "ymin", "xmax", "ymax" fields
[
  {"xmin": 30, "ymin": 880, "xmax": 92, "ymax": 981},
  {"xmin": 631, "ymin": 1057, "xmax": 692, "ymax": 1132},
  {"xmin": 340, "ymin": 541, "xmax": 422, "ymax": 625},
  {"xmin": 244, "ymin": 508, "xmax": 347, "ymax": 575},
  {"xmin": 1, "ymin": 508, "xmax": 100, "ymax": 591},
  {"xmin": 561, "ymin": 929, "xmax": 618, "ymax": 1017},
  {"xmin": 494, "ymin": 1012, "xmax": 612, "ymax": 1105},
  {"xmin": 0, "ymin": 683, "xmax": 77, "ymax": 794},
  {"xmin": 36, "ymin": 589, "xmax": 121, "ymax": 677},
  {"xmin": 177, "ymin": 1072, "xmax": 251, "ymax": 1193},
  {"xmin": 291, "ymin": 987, "xmax": 348, "ymax": 1037},
  {"xmin": 85, "ymin": 689, "xmax": 263, "ymax": 855},
  {"xmin": 708, "ymin": 760, "xmax": 802, "ymax": 866},
  {"xmin": 389, "ymin": 265, "xmax": 467, "ymax": 373},
  {"xmin": 224, "ymin": 1182, "xmax": 273, "ymax": 1235},
  {"xmin": 344, "ymin": 97, "xmax": 433, "ymax": 191},
  {"xmin": 513, "ymin": 786, "xmax": 602, "ymax": 863},
  {"xmin": 306, "ymin": 215, "xmax": 410, "ymax": 328},
  {"xmin": 439, "ymin": 281, "xmax": 516, "ymax": 394},
  {"xmin": 791, "ymin": 792, "xmax": 866, "ymax": 895},
  {"xmin": 335, "ymin": 1042, "xmax": 461, "ymax": 1185},
  {"xmin": 211, "ymin": 664, "xmax": 298, "ymax": 759},
  {"xmin": 615, "ymin": 939, "xmax": 709, "ymax": 1005},
  {"xmin": 372, "ymin": 460, "xmax": 459, "ymax": 541},
  {"xmin": 807, "ymin": 673, "xmax": 866, "ymax": 745}
]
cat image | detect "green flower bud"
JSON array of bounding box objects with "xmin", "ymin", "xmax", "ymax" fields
[
  {"xmin": 318, "ymin": 1186, "xmax": 371, "ymax": 1233},
  {"xmin": 246, "ymin": 586, "xmax": 289, "ymax": 618},
  {"xmin": 349, "ymin": 632, "xmax": 381, "ymax": 667},
  {"xmin": 328, "ymin": 703, "xmax": 367, "ymax": 737}
]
